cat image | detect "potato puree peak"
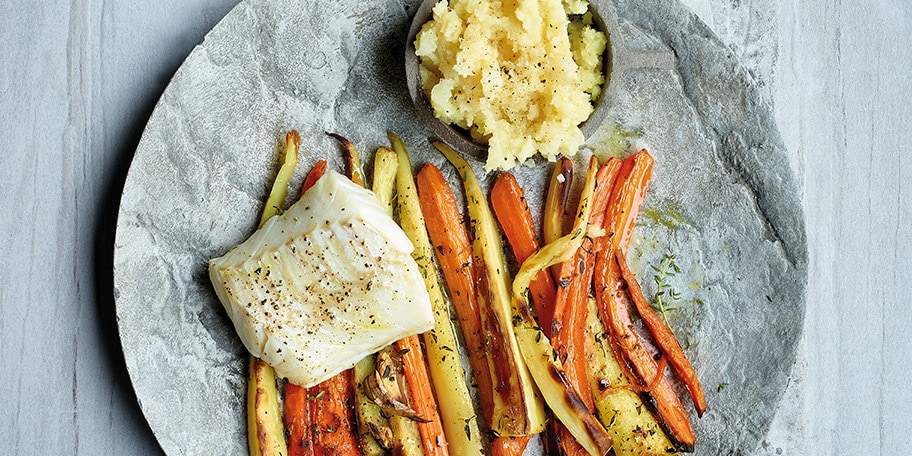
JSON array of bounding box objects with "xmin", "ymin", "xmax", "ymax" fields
[{"xmin": 414, "ymin": 0, "xmax": 607, "ymax": 170}]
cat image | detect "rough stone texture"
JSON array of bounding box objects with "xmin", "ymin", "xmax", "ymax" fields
[{"xmin": 112, "ymin": 0, "xmax": 806, "ymax": 454}]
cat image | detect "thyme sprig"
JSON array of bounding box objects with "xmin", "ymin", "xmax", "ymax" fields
[{"xmin": 651, "ymin": 253, "xmax": 682, "ymax": 327}]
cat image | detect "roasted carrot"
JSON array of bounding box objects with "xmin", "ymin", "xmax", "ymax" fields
[
  {"xmin": 300, "ymin": 160, "xmax": 328, "ymax": 195},
  {"xmin": 595, "ymin": 250, "xmax": 695, "ymax": 450},
  {"xmin": 616, "ymin": 250, "xmax": 706, "ymax": 416},
  {"xmin": 490, "ymin": 435, "xmax": 531, "ymax": 456},
  {"xmin": 284, "ymin": 382, "xmax": 313, "ymax": 456},
  {"xmin": 590, "ymin": 149, "xmax": 651, "ymax": 395},
  {"xmin": 598, "ymin": 149, "xmax": 654, "ymax": 254},
  {"xmin": 284, "ymin": 159, "xmax": 335, "ymax": 456},
  {"xmin": 394, "ymin": 335, "xmax": 448, "ymax": 456},
  {"xmin": 490, "ymin": 172, "xmax": 558, "ymax": 337},
  {"xmin": 416, "ymin": 164, "xmax": 496, "ymax": 423},
  {"xmin": 305, "ymin": 370, "xmax": 362, "ymax": 455}
]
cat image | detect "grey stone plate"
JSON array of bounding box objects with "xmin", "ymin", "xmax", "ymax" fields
[{"xmin": 113, "ymin": 0, "xmax": 807, "ymax": 454}]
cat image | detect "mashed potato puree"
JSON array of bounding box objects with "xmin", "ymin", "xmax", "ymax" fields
[{"xmin": 414, "ymin": 0, "xmax": 607, "ymax": 170}]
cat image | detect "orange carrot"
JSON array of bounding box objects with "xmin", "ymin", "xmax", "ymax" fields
[
  {"xmin": 305, "ymin": 370, "xmax": 362, "ymax": 455},
  {"xmin": 395, "ymin": 335, "xmax": 449, "ymax": 456},
  {"xmin": 301, "ymin": 160, "xmax": 328, "ymax": 195},
  {"xmin": 547, "ymin": 158, "xmax": 620, "ymax": 456},
  {"xmin": 490, "ymin": 172, "xmax": 558, "ymax": 336},
  {"xmin": 490, "ymin": 435, "xmax": 531, "ymax": 456},
  {"xmin": 595, "ymin": 249, "xmax": 695, "ymax": 450},
  {"xmin": 416, "ymin": 163, "xmax": 496, "ymax": 423},
  {"xmin": 423, "ymin": 166, "xmax": 530, "ymax": 455},
  {"xmin": 284, "ymin": 383, "xmax": 314, "ymax": 456},
  {"xmin": 589, "ymin": 150, "xmax": 651, "ymax": 391},
  {"xmin": 616, "ymin": 251, "xmax": 707, "ymax": 416},
  {"xmin": 598, "ymin": 149, "xmax": 654, "ymax": 254}
]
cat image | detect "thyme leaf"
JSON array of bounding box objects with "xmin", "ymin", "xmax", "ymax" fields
[{"xmin": 652, "ymin": 253, "xmax": 682, "ymax": 328}]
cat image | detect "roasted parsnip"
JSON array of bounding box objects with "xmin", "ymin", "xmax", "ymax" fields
[
  {"xmin": 585, "ymin": 298, "xmax": 679, "ymax": 456},
  {"xmin": 507, "ymin": 155, "xmax": 614, "ymax": 456},
  {"xmin": 248, "ymin": 131, "xmax": 300, "ymax": 456},
  {"xmin": 391, "ymin": 132, "xmax": 484, "ymax": 455},
  {"xmin": 435, "ymin": 141, "xmax": 547, "ymax": 437}
]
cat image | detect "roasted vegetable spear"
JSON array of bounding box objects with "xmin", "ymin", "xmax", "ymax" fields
[
  {"xmin": 598, "ymin": 149, "xmax": 654, "ymax": 255},
  {"xmin": 544, "ymin": 157, "xmax": 574, "ymax": 280},
  {"xmin": 435, "ymin": 141, "xmax": 547, "ymax": 438},
  {"xmin": 438, "ymin": 143, "xmax": 611, "ymax": 455},
  {"xmin": 416, "ymin": 164, "xmax": 496, "ymax": 421},
  {"xmin": 391, "ymin": 132, "xmax": 484, "ymax": 455},
  {"xmin": 544, "ymin": 156, "xmax": 574, "ymax": 245},
  {"xmin": 369, "ymin": 146, "xmax": 426, "ymax": 456},
  {"xmin": 488, "ymin": 172, "xmax": 558, "ymax": 456},
  {"xmin": 248, "ymin": 131, "xmax": 300, "ymax": 456},
  {"xmin": 347, "ymin": 146, "xmax": 400, "ymax": 456},
  {"xmin": 304, "ymin": 370, "xmax": 362, "ymax": 455},
  {"xmin": 419, "ymin": 164, "xmax": 532, "ymax": 455},
  {"xmin": 327, "ymin": 132, "xmax": 365, "ymax": 187},
  {"xmin": 490, "ymin": 173, "xmax": 559, "ymax": 338},
  {"xmin": 615, "ymin": 252, "xmax": 706, "ymax": 416},
  {"xmin": 548, "ymin": 159, "xmax": 621, "ymax": 456}
]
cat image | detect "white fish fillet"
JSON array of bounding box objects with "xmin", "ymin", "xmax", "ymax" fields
[{"xmin": 209, "ymin": 171, "xmax": 434, "ymax": 387}]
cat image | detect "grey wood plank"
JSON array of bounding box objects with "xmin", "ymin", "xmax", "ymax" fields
[
  {"xmin": 2, "ymin": 1, "xmax": 83, "ymax": 453},
  {"xmin": 78, "ymin": 0, "xmax": 243, "ymax": 451},
  {"xmin": 1, "ymin": 0, "xmax": 237, "ymax": 454},
  {"xmin": 668, "ymin": 0, "xmax": 912, "ymax": 454},
  {"xmin": 777, "ymin": 1, "xmax": 911, "ymax": 454}
]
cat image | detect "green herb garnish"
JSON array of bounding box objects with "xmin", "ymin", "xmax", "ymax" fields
[{"xmin": 651, "ymin": 253, "xmax": 682, "ymax": 327}]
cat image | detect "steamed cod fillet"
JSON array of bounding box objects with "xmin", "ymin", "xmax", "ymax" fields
[{"xmin": 209, "ymin": 171, "xmax": 434, "ymax": 388}]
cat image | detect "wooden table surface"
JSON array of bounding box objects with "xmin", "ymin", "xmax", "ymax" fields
[{"xmin": 2, "ymin": 0, "xmax": 909, "ymax": 454}]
